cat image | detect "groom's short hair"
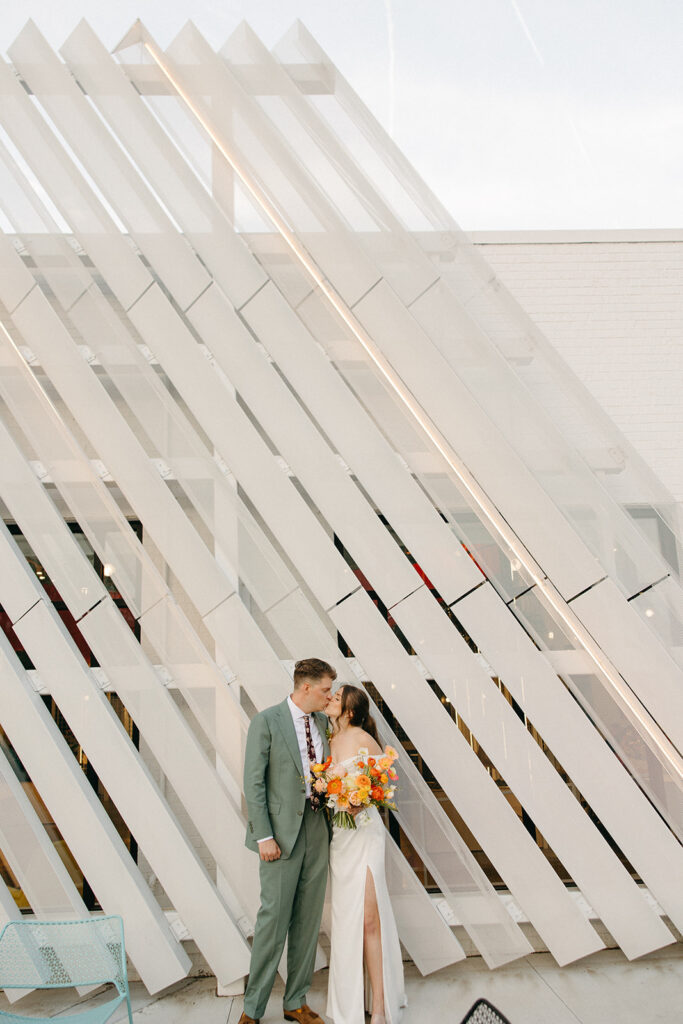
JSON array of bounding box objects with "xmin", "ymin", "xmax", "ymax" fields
[{"xmin": 293, "ymin": 658, "xmax": 337, "ymax": 689}]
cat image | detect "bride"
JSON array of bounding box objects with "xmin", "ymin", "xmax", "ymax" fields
[{"xmin": 324, "ymin": 685, "xmax": 406, "ymax": 1024}]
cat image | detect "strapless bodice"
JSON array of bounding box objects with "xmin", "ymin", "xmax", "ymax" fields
[{"xmin": 330, "ymin": 747, "xmax": 371, "ymax": 771}]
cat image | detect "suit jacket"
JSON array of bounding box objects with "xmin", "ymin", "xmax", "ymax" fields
[{"xmin": 244, "ymin": 699, "xmax": 331, "ymax": 858}]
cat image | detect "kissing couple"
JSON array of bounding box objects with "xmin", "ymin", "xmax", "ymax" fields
[{"xmin": 239, "ymin": 658, "xmax": 406, "ymax": 1024}]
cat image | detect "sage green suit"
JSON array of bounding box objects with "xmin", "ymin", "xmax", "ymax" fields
[{"xmin": 243, "ymin": 700, "xmax": 331, "ymax": 1018}]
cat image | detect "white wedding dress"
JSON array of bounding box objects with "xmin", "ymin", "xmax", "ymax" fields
[{"xmin": 326, "ymin": 754, "xmax": 406, "ymax": 1024}]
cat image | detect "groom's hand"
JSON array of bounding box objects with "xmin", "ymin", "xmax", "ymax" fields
[{"xmin": 258, "ymin": 838, "xmax": 281, "ymax": 862}]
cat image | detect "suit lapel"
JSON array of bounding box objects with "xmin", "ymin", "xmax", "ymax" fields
[{"xmin": 276, "ymin": 700, "xmax": 305, "ymax": 775}]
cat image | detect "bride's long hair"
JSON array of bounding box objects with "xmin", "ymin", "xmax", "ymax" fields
[{"xmin": 334, "ymin": 685, "xmax": 380, "ymax": 744}]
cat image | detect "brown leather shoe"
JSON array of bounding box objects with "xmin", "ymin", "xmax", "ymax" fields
[
  {"xmin": 284, "ymin": 1006, "xmax": 324, "ymax": 1024},
  {"xmin": 237, "ymin": 1014, "xmax": 260, "ymax": 1024}
]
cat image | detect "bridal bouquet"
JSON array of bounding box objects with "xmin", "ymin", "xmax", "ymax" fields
[{"xmin": 310, "ymin": 746, "xmax": 399, "ymax": 829}]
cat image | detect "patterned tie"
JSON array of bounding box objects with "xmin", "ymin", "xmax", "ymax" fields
[{"xmin": 304, "ymin": 715, "xmax": 323, "ymax": 812}]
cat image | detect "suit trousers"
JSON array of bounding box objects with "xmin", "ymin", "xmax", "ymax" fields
[{"xmin": 244, "ymin": 801, "xmax": 329, "ymax": 1018}]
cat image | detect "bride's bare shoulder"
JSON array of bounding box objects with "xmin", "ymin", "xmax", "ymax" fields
[
  {"xmin": 332, "ymin": 726, "xmax": 379, "ymax": 761},
  {"xmin": 356, "ymin": 729, "xmax": 383, "ymax": 756}
]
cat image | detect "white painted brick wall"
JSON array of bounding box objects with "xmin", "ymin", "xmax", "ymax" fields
[{"xmin": 472, "ymin": 233, "xmax": 683, "ymax": 505}]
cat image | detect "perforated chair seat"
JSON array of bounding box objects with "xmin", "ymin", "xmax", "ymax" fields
[
  {"xmin": 459, "ymin": 997, "xmax": 512, "ymax": 1024},
  {"xmin": 0, "ymin": 917, "xmax": 132, "ymax": 1024},
  {"xmin": 0, "ymin": 992, "xmax": 125, "ymax": 1024}
]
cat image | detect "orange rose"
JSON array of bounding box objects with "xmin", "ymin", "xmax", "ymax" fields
[
  {"xmin": 327, "ymin": 777, "xmax": 343, "ymax": 795},
  {"xmin": 370, "ymin": 786, "xmax": 384, "ymax": 801},
  {"xmin": 367, "ymin": 756, "xmax": 376, "ymax": 766},
  {"xmin": 356, "ymin": 774, "xmax": 372, "ymax": 789}
]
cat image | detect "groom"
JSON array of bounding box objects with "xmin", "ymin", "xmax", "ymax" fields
[{"xmin": 238, "ymin": 658, "xmax": 336, "ymax": 1024}]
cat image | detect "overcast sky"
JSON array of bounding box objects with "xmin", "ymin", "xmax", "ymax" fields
[{"xmin": 2, "ymin": 0, "xmax": 681, "ymax": 230}]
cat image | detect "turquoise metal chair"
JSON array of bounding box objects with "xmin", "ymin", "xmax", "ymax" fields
[{"xmin": 0, "ymin": 915, "xmax": 133, "ymax": 1024}]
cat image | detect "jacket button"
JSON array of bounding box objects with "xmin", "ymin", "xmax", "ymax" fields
[{"xmin": 297, "ymin": 810, "xmax": 303, "ymax": 816}]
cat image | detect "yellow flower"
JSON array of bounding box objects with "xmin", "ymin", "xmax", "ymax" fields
[{"xmin": 380, "ymin": 773, "xmax": 388, "ymax": 784}]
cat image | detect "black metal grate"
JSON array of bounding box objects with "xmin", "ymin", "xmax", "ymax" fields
[{"xmin": 460, "ymin": 998, "xmax": 512, "ymax": 1024}]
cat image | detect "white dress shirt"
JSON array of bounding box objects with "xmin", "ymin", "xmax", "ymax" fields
[
  {"xmin": 287, "ymin": 696, "xmax": 324, "ymax": 797},
  {"xmin": 257, "ymin": 697, "xmax": 325, "ymax": 845}
]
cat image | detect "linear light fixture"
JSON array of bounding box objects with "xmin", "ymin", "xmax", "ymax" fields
[{"xmin": 139, "ymin": 37, "xmax": 683, "ymax": 786}]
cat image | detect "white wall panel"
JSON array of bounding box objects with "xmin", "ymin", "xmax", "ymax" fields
[
  {"xmin": 157, "ymin": 22, "xmax": 675, "ymax": 622},
  {"xmin": 389, "ymin": 586, "xmax": 674, "ymax": 959},
  {"xmin": 508, "ymin": 585, "xmax": 683, "ymax": 837},
  {"xmin": 0, "ymin": 344, "xmax": 246, "ymax": 777},
  {"xmin": 126, "ymin": 284, "xmax": 356, "ymax": 610},
  {"xmin": 0, "ymin": 628, "xmax": 190, "ymax": 993},
  {"xmin": 0, "ymin": 234, "xmax": 34, "ymax": 314},
  {"xmin": 371, "ymin": 701, "xmax": 533, "ymax": 969},
  {"xmin": 0, "ymin": 418, "xmax": 108, "ymax": 621},
  {"xmin": 202, "ymin": 594, "xmax": 297, "ymax": 712},
  {"xmin": 353, "ymin": 281, "xmax": 604, "ymax": 601},
  {"xmin": 330, "ymin": 590, "xmax": 604, "ymax": 966},
  {"xmin": 0, "ymin": 95, "xmax": 418, "ymax": 631},
  {"xmin": 255, "ymin": 27, "xmax": 676, "ymax": 607},
  {"xmin": 571, "ymin": 578, "xmax": 683, "ymax": 752},
  {"xmin": 78, "ymin": 600, "xmax": 258, "ymax": 920},
  {"xmin": 0, "ymin": 61, "xmax": 152, "ymax": 310},
  {"xmin": 408, "ymin": 278, "xmax": 672, "ymax": 600},
  {"xmin": 68, "ymin": 288, "xmax": 244, "ymax": 582},
  {"xmin": 0, "ymin": 340, "xmax": 167, "ymax": 620},
  {"xmin": 0, "ymin": 770, "xmax": 95, "ymax": 998},
  {"xmin": 10, "ymin": 24, "xmax": 211, "ymax": 313},
  {"xmin": 274, "ymin": 21, "xmax": 683, "ymax": 576},
  {"xmin": 8, "ymin": 286, "xmax": 234, "ymax": 619},
  {"xmin": 384, "ymin": 842, "xmax": 465, "ymax": 975},
  {"xmin": 0, "ymin": 315, "xmax": 287, "ymax": 801},
  {"xmin": 187, "ymin": 283, "xmax": 419, "ymax": 607},
  {"xmin": 164, "ymin": 24, "xmax": 383, "ymax": 309},
  {"xmin": 61, "ymin": 21, "xmax": 266, "ymax": 310},
  {"xmin": 222, "ymin": 23, "xmax": 439, "ymax": 308},
  {"xmin": 0, "ymin": 878, "xmax": 26, "ymax": 1003},
  {"xmin": 0, "ymin": 747, "xmax": 88, "ymax": 921},
  {"xmin": 630, "ymin": 576, "xmax": 683, "ymax": 670},
  {"xmin": 240, "ymin": 281, "xmax": 483, "ymax": 604},
  {"xmin": 455, "ymin": 582, "xmax": 683, "ymax": 935},
  {"xmin": 68, "ymin": 282, "xmax": 353, "ymax": 698},
  {"xmin": 0, "ymin": 529, "xmax": 251, "ymax": 987}
]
